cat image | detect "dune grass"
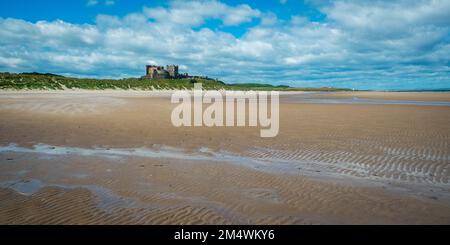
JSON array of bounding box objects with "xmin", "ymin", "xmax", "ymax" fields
[{"xmin": 0, "ymin": 72, "xmax": 351, "ymax": 91}]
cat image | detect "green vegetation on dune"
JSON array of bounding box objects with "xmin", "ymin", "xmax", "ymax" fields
[{"xmin": 0, "ymin": 72, "xmax": 352, "ymax": 91}]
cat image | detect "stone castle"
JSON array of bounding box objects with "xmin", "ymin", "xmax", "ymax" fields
[
  {"xmin": 145, "ymin": 65, "xmax": 186, "ymax": 79},
  {"xmin": 145, "ymin": 64, "xmax": 215, "ymax": 81}
]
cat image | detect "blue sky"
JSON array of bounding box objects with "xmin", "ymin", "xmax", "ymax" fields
[
  {"xmin": 0, "ymin": 0, "xmax": 449, "ymax": 90},
  {"xmin": 0, "ymin": 0, "xmax": 324, "ymax": 26}
]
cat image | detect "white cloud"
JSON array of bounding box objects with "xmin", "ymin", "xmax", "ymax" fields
[
  {"xmin": 326, "ymin": 0, "xmax": 450, "ymax": 27},
  {"xmin": 144, "ymin": 0, "xmax": 260, "ymax": 27},
  {"xmin": 86, "ymin": 0, "xmax": 98, "ymax": 6},
  {"xmin": 1, "ymin": 0, "xmax": 449, "ymax": 89},
  {"xmin": 87, "ymin": 0, "xmax": 116, "ymax": 7},
  {"xmin": 105, "ymin": 0, "xmax": 115, "ymax": 6}
]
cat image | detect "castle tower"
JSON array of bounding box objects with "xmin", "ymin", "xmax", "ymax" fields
[
  {"xmin": 146, "ymin": 65, "xmax": 160, "ymax": 79},
  {"xmin": 166, "ymin": 65, "xmax": 179, "ymax": 78}
]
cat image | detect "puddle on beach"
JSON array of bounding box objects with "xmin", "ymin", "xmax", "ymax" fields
[
  {"xmin": 0, "ymin": 178, "xmax": 142, "ymax": 213},
  {"xmin": 1, "ymin": 142, "xmax": 449, "ymax": 200},
  {"xmin": 0, "ymin": 179, "xmax": 44, "ymax": 195}
]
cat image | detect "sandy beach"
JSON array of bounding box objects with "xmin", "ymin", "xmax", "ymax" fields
[{"xmin": 0, "ymin": 90, "xmax": 449, "ymax": 224}]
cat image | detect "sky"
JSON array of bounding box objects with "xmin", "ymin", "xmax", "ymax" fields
[{"xmin": 0, "ymin": 0, "xmax": 449, "ymax": 90}]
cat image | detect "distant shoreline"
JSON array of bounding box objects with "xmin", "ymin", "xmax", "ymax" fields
[
  {"xmin": 2, "ymin": 88, "xmax": 449, "ymax": 93},
  {"xmin": 1, "ymin": 72, "xmax": 449, "ymax": 92}
]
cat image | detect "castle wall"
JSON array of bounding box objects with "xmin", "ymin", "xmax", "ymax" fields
[{"xmin": 146, "ymin": 65, "xmax": 181, "ymax": 79}]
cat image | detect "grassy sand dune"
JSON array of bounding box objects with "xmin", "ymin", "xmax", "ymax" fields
[{"xmin": 0, "ymin": 72, "xmax": 351, "ymax": 91}]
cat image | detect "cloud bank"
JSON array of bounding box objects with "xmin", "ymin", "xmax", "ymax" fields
[{"xmin": 0, "ymin": 0, "xmax": 449, "ymax": 90}]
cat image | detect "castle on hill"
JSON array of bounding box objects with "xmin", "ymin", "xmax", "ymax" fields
[
  {"xmin": 145, "ymin": 65, "xmax": 188, "ymax": 79},
  {"xmin": 144, "ymin": 64, "xmax": 216, "ymax": 81}
]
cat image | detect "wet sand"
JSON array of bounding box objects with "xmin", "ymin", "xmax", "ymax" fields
[
  {"xmin": 314, "ymin": 91, "xmax": 450, "ymax": 102},
  {"xmin": 0, "ymin": 90, "xmax": 449, "ymax": 224}
]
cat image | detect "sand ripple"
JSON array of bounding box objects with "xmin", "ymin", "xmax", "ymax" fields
[
  {"xmin": 0, "ymin": 96, "xmax": 125, "ymax": 115},
  {"xmin": 245, "ymin": 145, "xmax": 449, "ymax": 186}
]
